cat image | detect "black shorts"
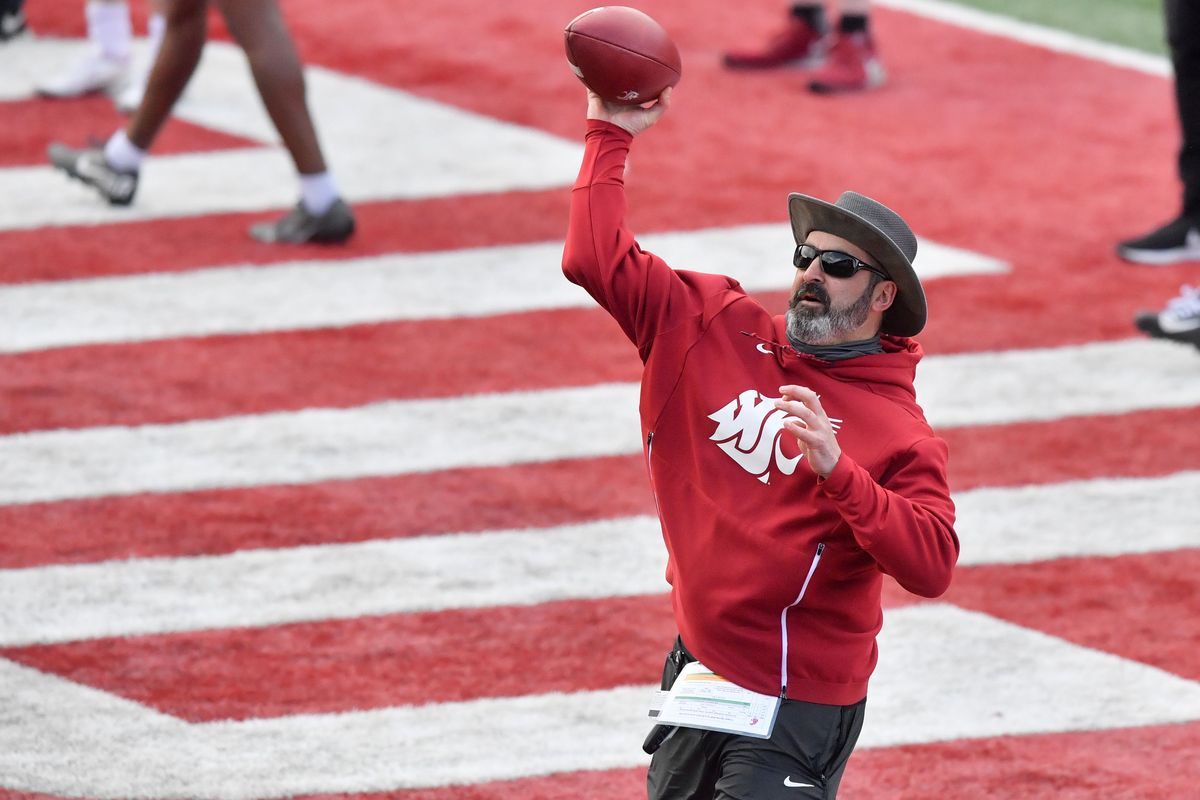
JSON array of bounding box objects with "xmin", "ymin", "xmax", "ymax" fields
[{"xmin": 646, "ymin": 637, "xmax": 866, "ymax": 800}]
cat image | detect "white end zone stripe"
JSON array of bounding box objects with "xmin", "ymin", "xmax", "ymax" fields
[
  {"xmin": 0, "ymin": 339, "xmax": 1197, "ymax": 506},
  {"xmin": 0, "ymin": 41, "xmax": 582, "ymax": 231},
  {"xmin": 0, "ymin": 516, "xmax": 671, "ymax": 647},
  {"xmin": 0, "ymin": 658, "xmax": 190, "ymax": 796},
  {"xmin": 4, "ymin": 604, "xmax": 1199, "ymax": 798},
  {"xmin": 915, "ymin": 338, "xmax": 1200, "ymax": 427},
  {"xmin": 0, "ymin": 228, "xmax": 1006, "ymax": 354},
  {"xmin": 863, "ymin": 604, "xmax": 1200, "ymax": 746},
  {"xmin": 958, "ymin": 471, "xmax": 1200, "ymax": 566},
  {"xmin": 1, "ymin": 471, "xmax": 1196, "ymax": 647},
  {"xmin": 0, "ymin": 383, "xmax": 644, "ymax": 505}
]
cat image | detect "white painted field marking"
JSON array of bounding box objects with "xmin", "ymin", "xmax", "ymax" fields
[
  {"xmin": 0, "ymin": 41, "xmax": 580, "ymax": 231},
  {"xmin": 0, "ymin": 658, "xmax": 190, "ymax": 795},
  {"xmin": 0, "ymin": 228, "xmax": 1005, "ymax": 353},
  {"xmin": 3, "ymin": 604, "xmax": 1199, "ymax": 798},
  {"xmin": 913, "ymin": 338, "xmax": 1200, "ymax": 427},
  {"xmin": 2, "ymin": 470, "xmax": 1197, "ymax": 647},
  {"xmin": 957, "ymin": 471, "xmax": 1200, "ymax": 565},
  {"xmin": 879, "ymin": 0, "xmax": 1169, "ymax": 76},
  {"xmin": 0, "ymin": 516, "xmax": 671, "ymax": 647},
  {"xmin": 0, "ymin": 339, "xmax": 1197, "ymax": 506},
  {"xmin": 0, "ymin": 383, "xmax": 644, "ymax": 506},
  {"xmin": 863, "ymin": 604, "xmax": 1200, "ymax": 745}
]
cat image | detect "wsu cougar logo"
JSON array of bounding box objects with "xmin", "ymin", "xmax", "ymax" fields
[
  {"xmin": 708, "ymin": 389, "xmax": 842, "ymax": 484},
  {"xmin": 708, "ymin": 390, "xmax": 803, "ymax": 484}
]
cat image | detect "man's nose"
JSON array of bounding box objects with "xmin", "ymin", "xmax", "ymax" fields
[{"xmin": 802, "ymin": 259, "xmax": 826, "ymax": 282}]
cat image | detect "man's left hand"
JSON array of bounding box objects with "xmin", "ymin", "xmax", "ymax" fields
[{"xmin": 774, "ymin": 385, "xmax": 841, "ymax": 478}]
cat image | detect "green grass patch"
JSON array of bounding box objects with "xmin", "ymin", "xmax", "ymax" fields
[{"xmin": 938, "ymin": 0, "xmax": 1166, "ymax": 55}]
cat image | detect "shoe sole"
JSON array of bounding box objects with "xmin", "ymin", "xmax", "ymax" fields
[
  {"xmin": 1135, "ymin": 317, "xmax": 1200, "ymax": 346},
  {"xmin": 248, "ymin": 220, "xmax": 355, "ymax": 245},
  {"xmin": 809, "ymin": 60, "xmax": 886, "ymax": 94},
  {"xmin": 809, "ymin": 77, "xmax": 885, "ymax": 94},
  {"xmin": 1143, "ymin": 331, "xmax": 1200, "ymax": 346},
  {"xmin": 1117, "ymin": 246, "xmax": 1200, "ymax": 266},
  {"xmin": 57, "ymin": 172, "xmax": 135, "ymax": 206}
]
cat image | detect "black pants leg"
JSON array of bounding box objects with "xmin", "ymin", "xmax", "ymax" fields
[
  {"xmin": 714, "ymin": 698, "xmax": 865, "ymax": 800},
  {"xmin": 648, "ymin": 726, "xmax": 723, "ymax": 800},
  {"xmin": 1166, "ymin": 0, "xmax": 1200, "ymax": 222}
]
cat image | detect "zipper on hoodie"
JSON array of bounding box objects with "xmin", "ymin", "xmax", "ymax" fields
[
  {"xmin": 645, "ymin": 432, "xmax": 663, "ymax": 519},
  {"xmin": 779, "ymin": 542, "xmax": 824, "ymax": 699}
]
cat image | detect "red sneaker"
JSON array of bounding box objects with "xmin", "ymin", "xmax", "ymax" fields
[
  {"xmin": 808, "ymin": 31, "xmax": 886, "ymax": 93},
  {"xmin": 723, "ymin": 17, "xmax": 826, "ymax": 70}
]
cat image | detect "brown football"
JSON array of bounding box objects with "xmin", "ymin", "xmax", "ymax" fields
[{"xmin": 564, "ymin": 6, "xmax": 681, "ymax": 106}]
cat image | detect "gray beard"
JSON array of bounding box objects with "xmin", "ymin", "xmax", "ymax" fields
[{"xmin": 785, "ymin": 282, "xmax": 875, "ymax": 346}]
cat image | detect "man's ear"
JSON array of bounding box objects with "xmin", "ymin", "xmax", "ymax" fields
[{"xmin": 872, "ymin": 281, "xmax": 897, "ymax": 312}]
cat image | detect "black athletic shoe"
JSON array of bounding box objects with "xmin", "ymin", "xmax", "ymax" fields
[
  {"xmin": 1116, "ymin": 216, "xmax": 1200, "ymax": 265},
  {"xmin": 1134, "ymin": 284, "xmax": 1200, "ymax": 349},
  {"xmin": 249, "ymin": 199, "xmax": 356, "ymax": 244},
  {"xmin": 47, "ymin": 142, "xmax": 139, "ymax": 206}
]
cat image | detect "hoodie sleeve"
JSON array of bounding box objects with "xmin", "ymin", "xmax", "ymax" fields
[
  {"xmin": 561, "ymin": 120, "xmax": 731, "ymax": 359},
  {"xmin": 819, "ymin": 435, "xmax": 959, "ymax": 598}
]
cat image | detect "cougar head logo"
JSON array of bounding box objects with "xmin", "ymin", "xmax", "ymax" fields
[{"xmin": 708, "ymin": 390, "xmax": 841, "ymax": 484}]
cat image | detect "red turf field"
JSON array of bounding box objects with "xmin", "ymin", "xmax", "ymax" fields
[{"xmin": 1, "ymin": 1, "xmax": 1197, "ymax": 798}]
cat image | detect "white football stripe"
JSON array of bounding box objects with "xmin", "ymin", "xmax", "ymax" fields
[
  {"xmin": 0, "ymin": 383, "xmax": 643, "ymax": 506},
  {"xmin": 0, "ymin": 41, "xmax": 581, "ymax": 231},
  {"xmin": 863, "ymin": 604, "xmax": 1200, "ymax": 745},
  {"xmin": 0, "ymin": 339, "xmax": 1197, "ymax": 506},
  {"xmin": 0, "ymin": 516, "xmax": 670, "ymax": 647},
  {"xmin": 915, "ymin": 338, "xmax": 1200, "ymax": 427},
  {"xmin": 4, "ymin": 604, "xmax": 1200, "ymax": 798},
  {"xmin": 0, "ymin": 658, "xmax": 190, "ymax": 797},
  {"xmin": 1, "ymin": 471, "xmax": 1197, "ymax": 647},
  {"xmin": 957, "ymin": 471, "xmax": 1200, "ymax": 565},
  {"xmin": 0, "ymin": 228, "xmax": 1004, "ymax": 354}
]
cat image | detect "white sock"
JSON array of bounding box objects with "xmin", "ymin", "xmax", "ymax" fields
[
  {"xmin": 299, "ymin": 172, "xmax": 340, "ymax": 215},
  {"xmin": 104, "ymin": 129, "xmax": 146, "ymax": 172},
  {"xmin": 146, "ymin": 12, "xmax": 166, "ymax": 54},
  {"xmin": 87, "ymin": 1, "xmax": 133, "ymax": 62}
]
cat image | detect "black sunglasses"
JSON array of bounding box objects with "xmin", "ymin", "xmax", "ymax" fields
[{"xmin": 793, "ymin": 244, "xmax": 890, "ymax": 280}]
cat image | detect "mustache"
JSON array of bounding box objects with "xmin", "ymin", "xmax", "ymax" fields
[{"xmin": 788, "ymin": 281, "xmax": 830, "ymax": 311}]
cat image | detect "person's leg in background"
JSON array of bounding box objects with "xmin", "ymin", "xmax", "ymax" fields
[
  {"xmin": 1127, "ymin": 1, "xmax": 1200, "ymax": 350},
  {"xmin": 723, "ymin": 3, "xmax": 829, "ymax": 71},
  {"xmin": 117, "ymin": 0, "xmax": 168, "ymax": 112},
  {"xmin": 121, "ymin": 0, "xmax": 206, "ymax": 147},
  {"xmin": 1118, "ymin": 0, "xmax": 1200, "ymax": 264},
  {"xmin": 722, "ymin": 2, "xmax": 884, "ymax": 93},
  {"xmin": 808, "ymin": 0, "xmax": 886, "ymax": 93},
  {"xmin": 38, "ymin": 0, "xmax": 133, "ymax": 98},
  {"xmin": 46, "ymin": 0, "xmax": 353, "ymax": 244},
  {"xmin": 46, "ymin": 0, "xmax": 209, "ymax": 206},
  {"xmin": 215, "ymin": 0, "xmax": 354, "ymax": 243}
]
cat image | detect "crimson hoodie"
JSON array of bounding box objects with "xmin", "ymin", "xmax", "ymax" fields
[{"xmin": 562, "ymin": 121, "xmax": 959, "ymax": 705}]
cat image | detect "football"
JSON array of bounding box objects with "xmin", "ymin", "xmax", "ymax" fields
[{"xmin": 564, "ymin": 6, "xmax": 681, "ymax": 106}]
